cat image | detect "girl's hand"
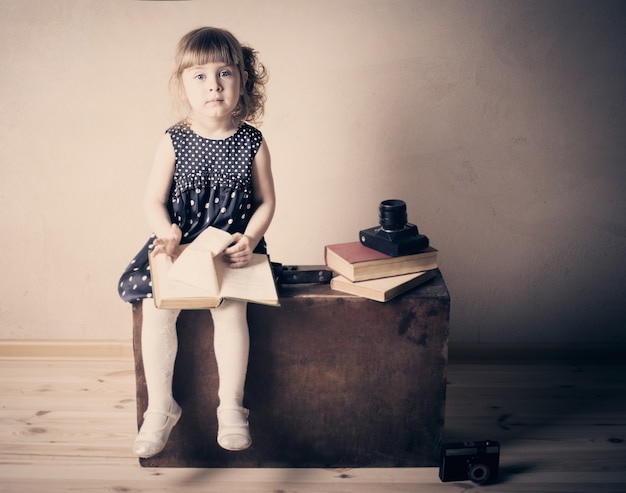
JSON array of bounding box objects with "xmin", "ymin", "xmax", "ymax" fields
[
  {"xmin": 152, "ymin": 224, "xmax": 182, "ymax": 260},
  {"xmin": 223, "ymin": 233, "xmax": 253, "ymax": 268}
]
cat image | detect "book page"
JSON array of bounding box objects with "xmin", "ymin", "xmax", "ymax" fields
[
  {"xmin": 150, "ymin": 251, "xmax": 220, "ymax": 307},
  {"xmin": 167, "ymin": 248, "xmax": 220, "ymax": 295},
  {"xmin": 186, "ymin": 226, "xmax": 233, "ymax": 256},
  {"xmin": 218, "ymin": 254, "xmax": 279, "ymax": 304},
  {"xmin": 166, "ymin": 227, "xmax": 233, "ymax": 294}
]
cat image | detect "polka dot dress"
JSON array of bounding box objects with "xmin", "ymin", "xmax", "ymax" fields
[{"xmin": 118, "ymin": 121, "xmax": 266, "ymax": 303}]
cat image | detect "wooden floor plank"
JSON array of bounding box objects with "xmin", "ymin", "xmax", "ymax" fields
[{"xmin": 1, "ymin": 357, "xmax": 625, "ymax": 492}]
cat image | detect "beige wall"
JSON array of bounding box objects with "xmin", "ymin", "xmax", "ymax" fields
[{"xmin": 1, "ymin": 0, "xmax": 624, "ymax": 343}]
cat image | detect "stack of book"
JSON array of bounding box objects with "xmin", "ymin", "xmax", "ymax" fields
[{"xmin": 324, "ymin": 241, "xmax": 438, "ymax": 302}]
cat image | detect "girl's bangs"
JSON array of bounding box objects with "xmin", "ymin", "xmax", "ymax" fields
[{"xmin": 178, "ymin": 31, "xmax": 240, "ymax": 71}]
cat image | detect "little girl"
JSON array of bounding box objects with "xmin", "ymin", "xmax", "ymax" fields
[{"xmin": 117, "ymin": 27, "xmax": 275, "ymax": 458}]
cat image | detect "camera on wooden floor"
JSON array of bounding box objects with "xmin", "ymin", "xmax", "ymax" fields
[
  {"xmin": 439, "ymin": 440, "xmax": 500, "ymax": 484},
  {"xmin": 359, "ymin": 199, "xmax": 429, "ymax": 257}
]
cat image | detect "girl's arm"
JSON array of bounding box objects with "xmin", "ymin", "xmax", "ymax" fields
[
  {"xmin": 224, "ymin": 139, "xmax": 276, "ymax": 267},
  {"xmin": 143, "ymin": 134, "xmax": 182, "ymax": 259}
]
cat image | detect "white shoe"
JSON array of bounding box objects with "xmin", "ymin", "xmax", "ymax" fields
[
  {"xmin": 133, "ymin": 401, "xmax": 182, "ymax": 458},
  {"xmin": 217, "ymin": 406, "xmax": 251, "ymax": 451}
]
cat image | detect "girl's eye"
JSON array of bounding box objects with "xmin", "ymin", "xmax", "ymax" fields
[
  {"xmin": 194, "ymin": 73, "xmax": 206, "ymax": 80},
  {"xmin": 219, "ymin": 70, "xmax": 232, "ymax": 78}
]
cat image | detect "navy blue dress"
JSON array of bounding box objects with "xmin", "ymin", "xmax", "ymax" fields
[{"xmin": 118, "ymin": 121, "xmax": 266, "ymax": 303}]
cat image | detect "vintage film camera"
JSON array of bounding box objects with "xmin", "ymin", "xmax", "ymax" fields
[
  {"xmin": 359, "ymin": 199, "xmax": 429, "ymax": 257},
  {"xmin": 439, "ymin": 440, "xmax": 500, "ymax": 484},
  {"xmin": 271, "ymin": 263, "xmax": 332, "ymax": 285}
]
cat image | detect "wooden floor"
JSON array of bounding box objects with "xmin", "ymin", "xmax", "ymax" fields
[{"xmin": 1, "ymin": 355, "xmax": 625, "ymax": 492}]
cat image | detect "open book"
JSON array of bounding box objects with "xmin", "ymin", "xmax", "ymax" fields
[{"xmin": 149, "ymin": 226, "xmax": 279, "ymax": 309}]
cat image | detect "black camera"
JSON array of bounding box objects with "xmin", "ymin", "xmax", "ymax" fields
[
  {"xmin": 439, "ymin": 440, "xmax": 500, "ymax": 484},
  {"xmin": 359, "ymin": 199, "xmax": 429, "ymax": 257}
]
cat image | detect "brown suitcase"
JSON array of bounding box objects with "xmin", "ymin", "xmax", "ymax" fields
[{"xmin": 132, "ymin": 271, "xmax": 450, "ymax": 467}]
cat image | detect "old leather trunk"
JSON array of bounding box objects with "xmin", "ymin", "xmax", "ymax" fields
[{"xmin": 132, "ymin": 271, "xmax": 450, "ymax": 467}]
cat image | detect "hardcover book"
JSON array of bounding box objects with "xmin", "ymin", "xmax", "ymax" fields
[
  {"xmin": 324, "ymin": 241, "xmax": 438, "ymax": 282},
  {"xmin": 330, "ymin": 269, "xmax": 437, "ymax": 302},
  {"xmin": 149, "ymin": 226, "xmax": 279, "ymax": 309}
]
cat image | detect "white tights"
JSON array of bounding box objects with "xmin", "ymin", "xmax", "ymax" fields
[{"xmin": 140, "ymin": 299, "xmax": 250, "ymax": 416}]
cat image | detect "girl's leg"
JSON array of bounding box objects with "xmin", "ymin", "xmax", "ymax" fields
[
  {"xmin": 211, "ymin": 299, "xmax": 251, "ymax": 451},
  {"xmin": 133, "ymin": 300, "xmax": 182, "ymax": 458}
]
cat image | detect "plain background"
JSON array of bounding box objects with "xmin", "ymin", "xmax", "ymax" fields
[{"xmin": 0, "ymin": 0, "xmax": 624, "ymax": 344}]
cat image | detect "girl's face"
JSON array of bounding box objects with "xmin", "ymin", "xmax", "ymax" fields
[{"xmin": 181, "ymin": 61, "xmax": 245, "ymax": 121}]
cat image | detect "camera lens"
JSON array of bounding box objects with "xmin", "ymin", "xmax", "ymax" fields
[
  {"xmin": 468, "ymin": 463, "xmax": 490, "ymax": 484},
  {"xmin": 379, "ymin": 199, "xmax": 407, "ymax": 231}
]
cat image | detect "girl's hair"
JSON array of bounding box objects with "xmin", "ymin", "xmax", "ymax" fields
[{"xmin": 171, "ymin": 27, "xmax": 268, "ymax": 124}]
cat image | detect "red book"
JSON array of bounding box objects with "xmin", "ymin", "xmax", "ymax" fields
[{"xmin": 324, "ymin": 242, "xmax": 438, "ymax": 282}]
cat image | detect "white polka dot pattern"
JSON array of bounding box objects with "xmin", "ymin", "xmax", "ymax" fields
[{"xmin": 117, "ymin": 121, "xmax": 264, "ymax": 303}]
